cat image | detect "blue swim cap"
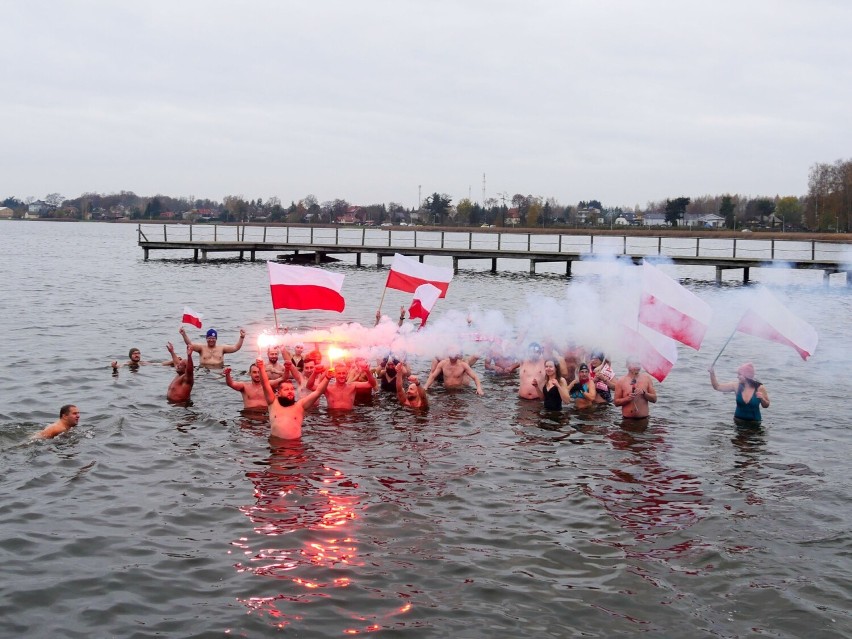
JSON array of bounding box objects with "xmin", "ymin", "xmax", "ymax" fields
[{"xmin": 206, "ymin": 329, "xmax": 218, "ymax": 338}]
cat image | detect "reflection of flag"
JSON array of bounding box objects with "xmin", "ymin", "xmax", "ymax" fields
[
  {"xmin": 638, "ymin": 262, "xmax": 711, "ymax": 350},
  {"xmin": 408, "ymin": 283, "xmax": 442, "ymax": 327},
  {"xmin": 386, "ymin": 253, "xmax": 453, "ymax": 298},
  {"xmin": 182, "ymin": 306, "xmax": 203, "ymax": 328},
  {"xmin": 267, "ymin": 261, "xmax": 345, "ymax": 312},
  {"xmin": 620, "ymin": 322, "xmax": 678, "ymax": 382},
  {"xmin": 736, "ymin": 288, "xmax": 818, "ymax": 360}
]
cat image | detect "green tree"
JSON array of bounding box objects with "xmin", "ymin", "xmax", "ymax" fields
[
  {"xmin": 719, "ymin": 195, "xmax": 735, "ymax": 229},
  {"xmin": 425, "ymin": 192, "xmax": 452, "ymax": 225},
  {"xmin": 456, "ymin": 198, "xmax": 474, "ymax": 226},
  {"xmin": 775, "ymin": 196, "xmax": 801, "ymax": 230},
  {"xmin": 664, "ymin": 197, "xmax": 690, "ymax": 227}
]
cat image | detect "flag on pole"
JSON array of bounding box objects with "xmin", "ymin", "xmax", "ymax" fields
[
  {"xmin": 386, "ymin": 253, "xmax": 453, "ymax": 298},
  {"xmin": 267, "ymin": 261, "xmax": 346, "ymax": 312},
  {"xmin": 736, "ymin": 288, "xmax": 818, "ymax": 360},
  {"xmin": 620, "ymin": 322, "xmax": 679, "ymax": 382},
  {"xmin": 182, "ymin": 306, "xmax": 203, "ymax": 328},
  {"xmin": 408, "ymin": 283, "xmax": 442, "ymax": 327},
  {"xmin": 638, "ymin": 262, "xmax": 712, "ymax": 350}
]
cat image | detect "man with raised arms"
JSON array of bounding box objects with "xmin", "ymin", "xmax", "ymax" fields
[
  {"xmin": 35, "ymin": 404, "xmax": 81, "ymax": 439},
  {"xmin": 224, "ymin": 362, "xmax": 269, "ymax": 412},
  {"xmin": 395, "ymin": 362, "xmax": 428, "ymax": 409},
  {"xmin": 257, "ymin": 358, "xmax": 330, "ymax": 440},
  {"xmin": 180, "ymin": 326, "xmax": 245, "ymax": 368},
  {"xmin": 613, "ymin": 357, "xmax": 657, "ymax": 419},
  {"xmin": 518, "ymin": 342, "xmax": 547, "ymax": 399},
  {"xmin": 424, "ymin": 353, "xmax": 484, "ymax": 395},
  {"xmin": 166, "ymin": 342, "xmax": 195, "ymax": 403},
  {"xmin": 324, "ymin": 362, "xmax": 377, "ymax": 410}
]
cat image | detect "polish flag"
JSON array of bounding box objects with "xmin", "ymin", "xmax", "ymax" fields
[
  {"xmin": 386, "ymin": 253, "xmax": 453, "ymax": 298},
  {"xmin": 182, "ymin": 306, "xmax": 203, "ymax": 328},
  {"xmin": 736, "ymin": 288, "xmax": 818, "ymax": 360},
  {"xmin": 638, "ymin": 262, "xmax": 712, "ymax": 350},
  {"xmin": 408, "ymin": 283, "xmax": 442, "ymax": 327},
  {"xmin": 620, "ymin": 322, "xmax": 679, "ymax": 382},
  {"xmin": 267, "ymin": 261, "xmax": 346, "ymax": 312}
]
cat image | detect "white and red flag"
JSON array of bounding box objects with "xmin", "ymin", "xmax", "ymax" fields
[
  {"xmin": 638, "ymin": 262, "xmax": 712, "ymax": 350},
  {"xmin": 736, "ymin": 288, "xmax": 818, "ymax": 360},
  {"xmin": 386, "ymin": 253, "xmax": 453, "ymax": 298},
  {"xmin": 408, "ymin": 283, "xmax": 442, "ymax": 327},
  {"xmin": 620, "ymin": 322, "xmax": 679, "ymax": 382},
  {"xmin": 182, "ymin": 306, "xmax": 203, "ymax": 328},
  {"xmin": 267, "ymin": 261, "xmax": 346, "ymax": 312}
]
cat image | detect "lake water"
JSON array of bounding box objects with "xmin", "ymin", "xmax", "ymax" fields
[{"xmin": 1, "ymin": 221, "xmax": 850, "ymax": 638}]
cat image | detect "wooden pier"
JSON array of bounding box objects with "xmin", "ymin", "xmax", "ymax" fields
[{"xmin": 138, "ymin": 223, "xmax": 852, "ymax": 285}]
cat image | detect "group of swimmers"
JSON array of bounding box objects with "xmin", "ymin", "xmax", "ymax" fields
[{"xmin": 37, "ymin": 323, "xmax": 770, "ymax": 439}]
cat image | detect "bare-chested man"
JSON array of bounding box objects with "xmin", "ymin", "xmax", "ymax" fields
[
  {"xmin": 324, "ymin": 363, "xmax": 377, "ymax": 410},
  {"xmin": 166, "ymin": 342, "xmax": 195, "ymax": 403},
  {"xmin": 35, "ymin": 404, "xmax": 80, "ymax": 439},
  {"xmin": 518, "ymin": 342, "xmax": 546, "ymax": 399},
  {"xmin": 424, "ymin": 353, "xmax": 484, "ymax": 395},
  {"xmin": 257, "ymin": 358, "xmax": 329, "ymax": 440},
  {"xmin": 224, "ymin": 363, "xmax": 269, "ymax": 412},
  {"xmin": 265, "ymin": 347, "xmax": 287, "ymax": 380},
  {"xmin": 180, "ymin": 326, "xmax": 245, "ymax": 368},
  {"xmin": 613, "ymin": 358, "xmax": 657, "ymax": 419},
  {"xmin": 395, "ymin": 363, "xmax": 428, "ymax": 409},
  {"xmin": 111, "ymin": 348, "xmax": 171, "ymax": 373}
]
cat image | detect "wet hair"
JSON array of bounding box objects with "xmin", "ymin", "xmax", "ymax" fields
[
  {"xmin": 59, "ymin": 404, "xmax": 75, "ymax": 418},
  {"xmin": 129, "ymin": 348, "xmax": 140, "ymax": 358}
]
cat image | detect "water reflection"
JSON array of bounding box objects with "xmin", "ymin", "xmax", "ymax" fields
[
  {"xmin": 233, "ymin": 440, "xmax": 362, "ymax": 627},
  {"xmin": 586, "ymin": 422, "xmax": 710, "ymax": 563}
]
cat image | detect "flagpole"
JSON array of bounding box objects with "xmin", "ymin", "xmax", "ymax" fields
[
  {"xmin": 376, "ymin": 286, "xmax": 388, "ymax": 317},
  {"xmin": 711, "ymin": 326, "xmax": 737, "ymax": 368},
  {"xmin": 273, "ymin": 308, "xmax": 281, "ymax": 334}
]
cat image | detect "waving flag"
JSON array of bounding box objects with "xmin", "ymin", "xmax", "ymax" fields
[
  {"xmin": 736, "ymin": 288, "xmax": 818, "ymax": 360},
  {"xmin": 386, "ymin": 253, "xmax": 453, "ymax": 298},
  {"xmin": 620, "ymin": 322, "xmax": 679, "ymax": 382},
  {"xmin": 638, "ymin": 262, "xmax": 712, "ymax": 350},
  {"xmin": 408, "ymin": 283, "xmax": 442, "ymax": 327},
  {"xmin": 267, "ymin": 261, "xmax": 345, "ymax": 312},
  {"xmin": 182, "ymin": 306, "xmax": 203, "ymax": 328}
]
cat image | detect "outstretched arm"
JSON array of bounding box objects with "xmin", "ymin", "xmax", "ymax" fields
[
  {"xmin": 256, "ymin": 358, "xmax": 275, "ymax": 405},
  {"xmin": 423, "ymin": 361, "xmax": 444, "ymax": 390},
  {"xmin": 709, "ymin": 367, "xmax": 736, "ymax": 392},
  {"xmin": 223, "ymin": 367, "xmax": 244, "ymax": 391},
  {"xmin": 301, "ymin": 373, "xmax": 330, "ymax": 410},
  {"xmin": 462, "ymin": 362, "xmax": 484, "ymax": 396},
  {"xmin": 223, "ymin": 328, "xmax": 246, "ymax": 354},
  {"xmin": 184, "ymin": 346, "xmax": 195, "ymax": 385},
  {"xmin": 166, "ymin": 342, "xmax": 181, "ymax": 368}
]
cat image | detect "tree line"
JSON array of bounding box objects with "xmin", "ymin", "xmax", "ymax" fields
[{"xmin": 3, "ymin": 158, "xmax": 849, "ymax": 231}]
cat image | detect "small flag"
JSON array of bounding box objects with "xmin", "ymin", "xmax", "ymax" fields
[
  {"xmin": 182, "ymin": 306, "xmax": 203, "ymax": 328},
  {"xmin": 386, "ymin": 253, "xmax": 453, "ymax": 298},
  {"xmin": 620, "ymin": 322, "xmax": 678, "ymax": 382},
  {"xmin": 408, "ymin": 283, "xmax": 442, "ymax": 327},
  {"xmin": 267, "ymin": 261, "xmax": 346, "ymax": 312}
]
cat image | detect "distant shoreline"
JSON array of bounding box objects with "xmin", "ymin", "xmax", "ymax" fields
[{"xmin": 7, "ymin": 217, "xmax": 851, "ymax": 242}]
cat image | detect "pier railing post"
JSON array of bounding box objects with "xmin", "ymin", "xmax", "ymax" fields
[
  {"xmin": 388, "ymin": 230, "xmax": 392, "ymax": 247},
  {"xmin": 770, "ymin": 239, "xmax": 774, "ymax": 259},
  {"xmin": 590, "ymin": 235, "xmax": 594, "ymax": 255},
  {"xmin": 527, "ymin": 234, "xmax": 531, "ymax": 252},
  {"xmin": 263, "ymin": 226, "xmax": 267, "ymax": 243},
  {"xmin": 624, "ymin": 235, "xmax": 627, "ymax": 255},
  {"xmin": 441, "ymin": 232, "xmax": 445, "ymax": 249},
  {"xmin": 696, "ymin": 237, "xmax": 699, "ymax": 257},
  {"xmin": 310, "ymin": 227, "xmax": 314, "ymax": 244},
  {"xmin": 658, "ymin": 236, "xmax": 662, "ymax": 255},
  {"xmin": 335, "ymin": 227, "xmax": 339, "ymax": 245},
  {"xmin": 733, "ymin": 239, "xmax": 737, "ymax": 258},
  {"xmin": 361, "ymin": 227, "xmax": 365, "ymax": 246},
  {"xmin": 214, "ymin": 224, "xmax": 218, "ymax": 242},
  {"xmin": 558, "ymin": 235, "xmax": 562, "ymax": 252},
  {"xmin": 469, "ymin": 232, "xmax": 472, "ymax": 250},
  {"xmin": 163, "ymin": 224, "xmax": 167, "ymax": 242},
  {"xmin": 190, "ymin": 224, "xmax": 193, "ymax": 241},
  {"xmin": 812, "ymin": 241, "xmax": 816, "ymax": 261}
]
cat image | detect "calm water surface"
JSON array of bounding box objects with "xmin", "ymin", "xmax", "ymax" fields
[{"xmin": 0, "ymin": 221, "xmax": 850, "ymax": 638}]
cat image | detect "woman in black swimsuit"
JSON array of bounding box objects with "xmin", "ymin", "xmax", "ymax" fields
[{"xmin": 534, "ymin": 360, "xmax": 571, "ymax": 411}]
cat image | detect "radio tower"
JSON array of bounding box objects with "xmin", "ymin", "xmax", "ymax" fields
[{"xmin": 482, "ymin": 173, "xmax": 486, "ymax": 205}]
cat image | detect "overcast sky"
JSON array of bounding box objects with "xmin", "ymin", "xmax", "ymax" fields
[{"xmin": 3, "ymin": 0, "xmax": 850, "ymax": 209}]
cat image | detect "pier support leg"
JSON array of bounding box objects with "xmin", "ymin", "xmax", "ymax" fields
[
  {"xmin": 144, "ymin": 248, "xmax": 149, "ymax": 261},
  {"xmin": 250, "ymin": 250, "xmax": 256, "ymax": 262},
  {"xmin": 716, "ymin": 266, "xmax": 722, "ymax": 285},
  {"xmin": 419, "ymin": 256, "xmax": 425, "ymax": 263},
  {"xmin": 377, "ymin": 255, "xmax": 383, "ymax": 267},
  {"xmin": 530, "ymin": 260, "xmax": 536, "ymax": 275},
  {"xmin": 453, "ymin": 257, "xmax": 459, "ymax": 274},
  {"xmin": 566, "ymin": 261, "xmax": 572, "ymax": 278},
  {"xmin": 824, "ymin": 271, "xmax": 831, "ymax": 287},
  {"xmin": 201, "ymin": 250, "xmax": 208, "ymax": 262},
  {"xmin": 315, "ymin": 253, "xmax": 322, "ymax": 264},
  {"xmin": 239, "ymin": 251, "xmax": 244, "ymax": 261},
  {"xmin": 743, "ymin": 267, "xmax": 750, "ymax": 284},
  {"xmin": 491, "ymin": 258, "xmax": 497, "ymax": 273},
  {"xmin": 356, "ymin": 253, "xmax": 361, "ymax": 266}
]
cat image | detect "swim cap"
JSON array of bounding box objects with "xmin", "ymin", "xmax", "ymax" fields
[
  {"xmin": 578, "ymin": 363, "xmax": 589, "ymax": 372},
  {"xmin": 206, "ymin": 329, "xmax": 218, "ymax": 338},
  {"xmin": 737, "ymin": 362, "xmax": 755, "ymax": 379},
  {"xmin": 590, "ymin": 351, "xmax": 604, "ymax": 361}
]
